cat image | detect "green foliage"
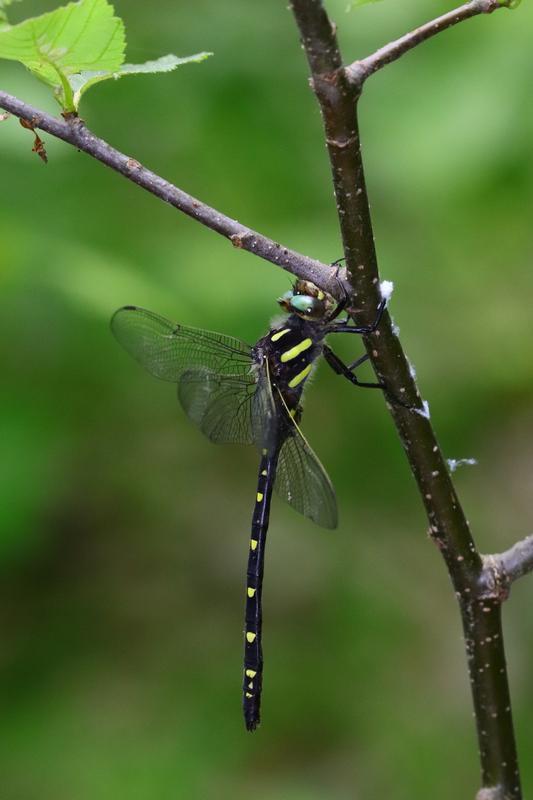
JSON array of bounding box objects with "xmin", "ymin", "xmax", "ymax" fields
[
  {"xmin": 0, "ymin": 0, "xmax": 124, "ymax": 109},
  {"xmin": 0, "ymin": 0, "xmax": 211, "ymax": 111},
  {"xmin": 0, "ymin": 1, "xmax": 531, "ymax": 798},
  {"xmin": 0, "ymin": 0, "xmax": 23, "ymax": 27},
  {"xmin": 346, "ymin": 0, "xmax": 385, "ymax": 11},
  {"xmin": 68, "ymin": 53, "xmax": 212, "ymax": 110}
]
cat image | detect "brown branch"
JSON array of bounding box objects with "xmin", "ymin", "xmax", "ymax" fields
[
  {"xmin": 0, "ymin": 90, "xmax": 342, "ymax": 297},
  {"xmin": 289, "ymin": 1, "xmax": 521, "ymax": 797},
  {"xmin": 346, "ymin": 0, "xmax": 512, "ymax": 90}
]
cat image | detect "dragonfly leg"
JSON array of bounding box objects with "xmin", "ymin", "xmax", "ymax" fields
[
  {"xmin": 325, "ymin": 270, "xmax": 349, "ymax": 323},
  {"xmin": 326, "ymin": 298, "xmax": 387, "ymax": 335},
  {"xmin": 323, "ymin": 344, "xmax": 384, "ymax": 390},
  {"xmin": 348, "ymin": 352, "xmax": 370, "ymax": 371},
  {"xmin": 324, "ymin": 345, "xmax": 417, "ymax": 410}
]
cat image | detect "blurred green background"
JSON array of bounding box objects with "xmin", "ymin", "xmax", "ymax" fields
[{"xmin": 1, "ymin": 1, "xmax": 532, "ymax": 798}]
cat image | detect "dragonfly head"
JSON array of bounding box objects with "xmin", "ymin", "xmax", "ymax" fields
[{"xmin": 278, "ymin": 280, "xmax": 336, "ymax": 321}]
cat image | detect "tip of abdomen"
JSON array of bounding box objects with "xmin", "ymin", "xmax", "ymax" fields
[
  {"xmin": 244, "ymin": 705, "xmax": 261, "ymax": 732},
  {"xmin": 243, "ymin": 686, "xmax": 261, "ymax": 732}
]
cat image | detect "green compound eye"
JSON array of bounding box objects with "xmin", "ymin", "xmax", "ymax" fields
[{"xmin": 290, "ymin": 295, "xmax": 315, "ymax": 313}]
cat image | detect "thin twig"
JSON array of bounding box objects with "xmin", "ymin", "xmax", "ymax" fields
[
  {"xmin": 497, "ymin": 535, "xmax": 533, "ymax": 583},
  {"xmin": 480, "ymin": 535, "xmax": 533, "ymax": 598},
  {"xmin": 346, "ymin": 0, "xmax": 511, "ymax": 90},
  {"xmin": 0, "ymin": 90, "xmax": 342, "ymax": 297},
  {"xmin": 289, "ymin": 1, "xmax": 521, "ymax": 797}
]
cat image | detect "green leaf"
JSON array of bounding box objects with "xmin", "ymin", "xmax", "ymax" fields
[
  {"xmin": 68, "ymin": 52, "xmax": 212, "ymax": 108},
  {"xmin": 0, "ymin": 0, "xmax": 125, "ymax": 110}
]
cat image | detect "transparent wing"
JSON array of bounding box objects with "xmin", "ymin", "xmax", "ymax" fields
[
  {"xmin": 251, "ymin": 356, "xmax": 278, "ymax": 456},
  {"xmin": 274, "ymin": 391, "xmax": 338, "ymax": 529},
  {"xmin": 111, "ymin": 306, "xmax": 253, "ymax": 382},
  {"xmin": 178, "ymin": 369, "xmax": 257, "ymax": 445}
]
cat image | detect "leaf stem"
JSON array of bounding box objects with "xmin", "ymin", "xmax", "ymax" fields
[{"xmin": 47, "ymin": 59, "xmax": 75, "ymax": 111}]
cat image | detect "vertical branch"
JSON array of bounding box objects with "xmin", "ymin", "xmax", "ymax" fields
[
  {"xmin": 465, "ymin": 599, "xmax": 520, "ymax": 796},
  {"xmin": 289, "ymin": 0, "xmax": 378, "ymax": 313},
  {"xmin": 289, "ymin": 1, "xmax": 522, "ymax": 797}
]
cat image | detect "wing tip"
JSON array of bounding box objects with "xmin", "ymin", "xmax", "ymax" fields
[
  {"xmin": 112, "ymin": 304, "xmax": 139, "ymax": 316},
  {"xmin": 316, "ymin": 508, "xmax": 338, "ymax": 530},
  {"xmin": 110, "ymin": 305, "xmax": 141, "ymax": 331}
]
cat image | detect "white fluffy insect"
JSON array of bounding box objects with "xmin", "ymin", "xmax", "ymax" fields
[
  {"xmin": 379, "ymin": 279, "xmax": 394, "ymax": 303},
  {"xmin": 447, "ymin": 458, "xmax": 478, "ymax": 473}
]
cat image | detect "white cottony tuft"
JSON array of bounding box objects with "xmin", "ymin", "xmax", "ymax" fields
[
  {"xmin": 447, "ymin": 458, "xmax": 478, "ymax": 473},
  {"xmin": 414, "ymin": 400, "xmax": 430, "ymax": 419},
  {"xmin": 380, "ymin": 280, "xmax": 394, "ymax": 303}
]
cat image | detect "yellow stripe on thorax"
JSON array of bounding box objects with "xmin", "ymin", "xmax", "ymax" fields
[
  {"xmin": 280, "ymin": 338, "xmax": 312, "ymax": 363},
  {"xmin": 288, "ymin": 363, "xmax": 313, "ymax": 388},
  {"xmin": 271, "ymin": 328, "xmax": 290, "ymax": 342}
]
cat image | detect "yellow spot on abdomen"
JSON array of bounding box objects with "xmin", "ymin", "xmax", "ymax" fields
[
  {"xmin": 280, "ymin": 338, "xmax": 312, "ymax": 363},
  {"xmin": 261, "ymin": 469, "xmax": 267, "ymax": 476},
  {"xmin": 250, "ymin": 539, "xmax": 258, "ymax": 551},
  {"xmin": 245, "ymin": 669, "xmax": 257, "ymax": 678},
  {"xmin": 288, "ymin": 363, "xmax": 313, "ymax": 388},
  {"xmin": 246, "ymin": 632, "xmax": 257, "ymax": 643},
  {"xmin": 245, "ymin": 692, "xmax": 253, "ymax": 698},
  {"xmin": 271, "ymin": 328, "xmax": 290, "ymax": 342},
  {"xmin": 247, "ymin": 587, "xmax": 256, "ymax": 598},
  {"xmin": 256, "ymin": 492, "xmax": 264, "ymax": 502},
  {"xmin": 248, "ymin": 681, "xmax": 254, "ymax": 689}
]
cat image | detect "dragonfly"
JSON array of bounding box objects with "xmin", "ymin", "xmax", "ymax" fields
[{"xmin": 111, "ymin": 278, "xmax": 387, "ymax": 731}]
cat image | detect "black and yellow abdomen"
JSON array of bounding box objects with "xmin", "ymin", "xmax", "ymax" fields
[{"xmin": 243, "ymin": 450, "xmax": 279, "ymax": 731}]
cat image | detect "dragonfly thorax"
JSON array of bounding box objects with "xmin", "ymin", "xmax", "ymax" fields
[{"xmin": 254, "ymin": 313, "xmax": 325, "ymax": 410}]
